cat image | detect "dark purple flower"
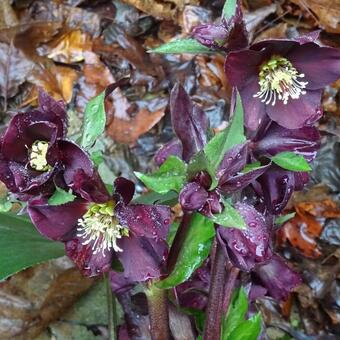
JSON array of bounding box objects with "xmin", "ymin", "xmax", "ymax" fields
[
  {"xmin": 251, "ymin": 122, "xmax": 320, "ymax": 214},
  {"xmin": 170, "ymin": 84, "xmax": 209, "ymax": 162},
  {"xmin": 192, "ymin": 0, "xmax": 248, "ymax": 52},
  {"xmin": 218, "ymin": 202, "xmax": 272, "ymax": 272},
  {"xmin": 225, "ymin": 34, "xmax": 340, "ymax": 131},
  {"xmin": 154, "ymin": 139, "xmax": 183, "ymax": 166},
  {"xmin": 254, "ymin": 254, "xmax": 302, "ymax": 301},
  {"xmin": 27, "ymin": 177, "xmax": 170, "ymax": 281}
]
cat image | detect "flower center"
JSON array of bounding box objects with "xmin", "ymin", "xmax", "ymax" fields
[
  {"xmin": 29, "ymin": 140, "xmax": 51, "ymax": 171},
  {"xmin": 253, "ymin": 56, "xmax": 308, "ymax": 106},
  {"xmin": 77, "ymin": 201, "xmax": 129, "ymax": 256}
]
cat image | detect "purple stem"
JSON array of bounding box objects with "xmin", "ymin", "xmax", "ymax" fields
[
  {"xmin": 203, "ymin": 240, "xmax": 227, "ymax": 340},
  {"xmin": 222, "ymin": 265, "xmax": 240, "ymax": 314},
  {"xmin": 145, "ymin": 283, "xmax": 170, "ymax": 340}
]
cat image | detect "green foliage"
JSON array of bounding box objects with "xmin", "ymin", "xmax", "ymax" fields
[
  {"xmin": 275, "ymin": 212, "xmax": 296, "ymax": 226},
  {"xmin": 222, "ymin": 287, "xmax": 262, "ymax": 340},
  {"xmin": 157, "ymin": 213, "xmax": 215, "ymax": 289},
  {"xmin": 222, "ymin": 0, "xmax": 237, "ymax": 19},
  {"xmin": 204, "ymin": 91, "xmax": 245, "ymax": 186},
  {"xmin": 135, "ymin": 156, "xmax": 187, "ymax": 194},
  {"xmin": 81, "ymin": 91, "xmax": 106, "ymax": 149},
  {"xmin": 150, "ymin": 38, "xmax": 212, "ymax": 54},
  {"xmin": 271, "ymin": 152, "xmax": 312, "ymax": 171},
  {"xmin": 207, "ymin": 200, "xmax": 245, "ymax": 229},
  {"xmin": 48, "ymin": 186, "xmax": 76, "ymax": 206},
  {"xmin": 0, "ymin": 212, "xmax": 65, "ymax": 280}
]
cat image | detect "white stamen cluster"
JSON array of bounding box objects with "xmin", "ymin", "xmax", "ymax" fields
[
  {"xmin": 253, "ymin": 56, "xmax": 308, "ymax": 106},
  {"xmin": 77, "ymin": 202, "xmax": 129, "ymax": 256},
  {"xmin": 29, "ymin": 140, "xmax": 51, "ymax": 171}
]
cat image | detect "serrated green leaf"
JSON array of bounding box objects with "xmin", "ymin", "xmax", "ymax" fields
[
  {"xmin": 135, "ymin": 156, "xmax": 187, "ymax": 194},
  {"xmin": 242, "ymin": 161, "xmax": 262, "ymax": 173},
  {"xmin": 157, "ymin": 213, "xmax": 215, "ymax": 289},
  {"xmin": 228, "ymin": 313, "xmax": 262, "ymax": 340},
  {"xmin": 222, "ymin": 288, "xmax": 248, "ymax": 339},
  {"xmin": 0, "ymin": 212, "xmax": 65, "ymax": 280},
  {"xmin": 275, "ymin": 212, "xmax": 296, "ymax": 226},
  {"xmin": 271, "ymin": 152, "xmax": 312, "ymax": 172},
  {"xmin": 222, "ymin": 0, "xmax": 237, "ymax": 19},
  {"xmin": 204, "ymin": 92, "xmax": 245, "ymax": 185},
  {"xmin": 48, "ymin": 186, "xmax": 76, "ymax": 206},
  {"xmin": 133, "ymin": 190, "xmax": 178, "ymax": 206},
  {"xmin": 81, "ymin": 91, "xmax": 106, "ymax": 149},
  {"xmin": 150, "ymin": 38, "xmax": 212, "ymax": 54},
  {"xmin": 207, "ymin": 200, "xmax": 245, "ymax": 229}
]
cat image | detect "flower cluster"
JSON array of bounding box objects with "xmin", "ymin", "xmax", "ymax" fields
[{"xmin": 0, "ymin": 90, "xmax": 170, "ymax": 282}]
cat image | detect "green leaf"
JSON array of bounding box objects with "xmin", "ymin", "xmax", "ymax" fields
[
  {"xmin": 187, "ymin": 150, "xmax": 217, "ymax": 188},
  {"xmin": 271, "ymin": 152, "xmax": 312, "ymax": 172},
  {"xmin": 242, "ymin": 161, "xmax": 262, "ymax": 173},
  {"xmin": 48, "ymin": 186, "xmax": 76, "ymax": 206},
  {"xmin": 157, "ymin": 213, "xmax": 215, "ymax": 289},
  {"xmin": 222, "ymin": 288, "xmax": 248, "ymax": 339},
  {"xmin": 150, "ymin": 38, "xmax": 212, "ymax": 54},
  {"xmin": 167, "ymin": 221, "xmax": 180, "ymax": 246},
  {"xmin": 90, "ymin": 150, "xmax": 104, "ymax": 166},
  {"xmin": 133, "ymin": 190, "xmax": 178, "ymax": 206},
  {"xmin": 228, "ymin": 313, "xmax": 262, "ymax": 340},
  {"xmin": 81, "ymin": 91, "xmax": 106, "ymax": 149},
  {"xmin": 135, "ymin": 156, "xmax": 187, "ymax": 194},
  {"xmin": 204, "ymin": 91, "xmax": 245, "ymax": 183},
  {"xmin": 0, "ymin": 212, "xmax": 65, "ymax": 280},
  {"xmin": 208, "ymin": 200, "xmax": 245, "ymax": 229},
  {"xmin": 222, "ymin": 0, "xmax": 237, "ymax": 19},
  {"xmin": 275, "ymin": 212, "xmax": 296, "ymax": 226},
  {"xmin": 0, "ymin": 198, "xmax": 12, "ymax": 212}
]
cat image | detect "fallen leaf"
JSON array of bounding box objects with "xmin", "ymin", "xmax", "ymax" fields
[
  {"xmin": 107, "ymin": 105, "xmax": 165, "ymax": 144},
  {"xmin": 0, "ymin": 42, "xmax": 34, "ymax": 100},
  {"xmin": 0, "ymin": 257, "xmax": 94, "ymax": 338},
  {"xmin": 291, "ymin": 0, "xmax": 340, "ymax": 33},
  {"xmin": 43, "ymin": 30, "xmax": 92, "ymax": 63},
  {"xmin": 254, "ymin": 23, "xmax": 288, "ymax": 42},
  {"xmin": 26, "ymin": 62, "xmax": 79, "ymax": 104}
]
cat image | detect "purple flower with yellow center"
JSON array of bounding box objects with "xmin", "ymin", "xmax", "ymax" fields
[
  {"xmin": 225, "ymin": 32, "xmax": 340, "ymax": 131},
  {"xmin": 28, "ymin": 177, "xmax": 170, "ymax": 281},
  {"xmin": 0, "ymin": 90, "xmax": 86, "ymax": 198}
]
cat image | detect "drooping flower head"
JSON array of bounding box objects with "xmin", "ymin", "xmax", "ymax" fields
[
  {"xmin": 225, "ymin": 32, "xmax": 340, "ymax": 131},
  {"xmin": 28, "ymin": 176, "xmax": 171, "ymax": 281}
]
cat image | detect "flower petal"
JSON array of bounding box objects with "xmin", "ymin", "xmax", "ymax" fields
[
  {"xmin": 116, "ymin": 204, "xmax": 170, "ymax": 240},
  {"xmin": 255, "ymin": 122, "xmax": 321, "ymax": 162},
  {"xmin": 170, "ymin": 84, "xmax": 209, "ymax": 161},
  {"xmin": 114, "ymin": 177, "xmax": 135, "ymax": 205},
  {"xmin": 255, "ymin": 254, "xmax": 301, "ymax": 301},
  {"xmin": 28, "ymin": 197, "xmax": 88, "ymax": 241},
  {"xmin": 65, "ymin": 237, "xmax": 113, "ymax": 277},
  {"xmin": 117, "ymin": 235, "xmax": 168, "ymax": 282},
  {"xmin": 288, "ymin": 43, "xmax": 340, "ymax": 90},
  {"xmin": 154, "ymin": 139, "xmax": 183, "ymax": 166},
  {"xmin": 218, "ymin": 203, "xmax": 272, "ymax": 271},
  {"xmin": 265, "ymin": 90, "xmax": 322, "ymax": 129},
  {"xmin": 109, "ymin": 271, "xmax": 135, "ymax": 294},
  {"xmin": 257, "ymin": 165, "xmax": 295, "ymax": 215},
  {"xmin": 179, "ymin": 182, "xmax": 209, "ymax": 211}
]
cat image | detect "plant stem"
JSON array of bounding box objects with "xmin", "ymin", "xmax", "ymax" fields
[
  {"xmin": 167, "ymin": 212, "xmax": 192, "ymax": 273},
  {"xmin": 222, "ymin": 266, "xmax": 240, "ymax": 314},
  {"xmin": 105, "ymin": 273, "xmax": 117, "ymax": 340},
  {"xmin": 203, "ymin": 240, "xmax": 227, "ymax": 340},
  {"xmin": 145, "ymin": 283, "xmax": 170, "ymax": 340}
]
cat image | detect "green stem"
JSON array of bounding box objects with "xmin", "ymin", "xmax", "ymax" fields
[
  {"xmin": 105, "ymin": 273, "xmax": 117, "ymax": 340},
  {"xmin": 145, "ymin": 283, "xmax": 170, "ymax": 340}
]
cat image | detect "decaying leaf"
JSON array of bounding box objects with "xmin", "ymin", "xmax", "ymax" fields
[
  {"xmin": 43, "ymin": 30, "xmax": 92, "ymax": 63},
  {"xmin": 278, "ymin": 196, "xmax": 340, "ymax": 258},
  {"xmin": 0, "ymin": 258, "xmax": 94, "ymax": 338},
  {"xmin": 291, "ymin": 0, "xmax": 340, "ymax": 33}
]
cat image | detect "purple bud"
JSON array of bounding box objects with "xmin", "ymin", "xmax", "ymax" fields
[{"xmin": 179, "ymin": 182, "xmax": 209, "ymax": 211}]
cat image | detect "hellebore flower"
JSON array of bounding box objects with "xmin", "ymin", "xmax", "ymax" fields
[
  {"xmin": 218, "ymin": 202, "xmax": 272, "ymax": 272},
  {"xmin": 0, "ymin": 90, "xmax": 67, "ymax": 197},
  {"xmin": 28, "ymin": 177, "xmax": 170, "ymax": 281},
  {"xmin": 251, "ymin": 122, "xmax": 320, "ymax": 214},
  {"xmin": 254, "ymin": 254, "xmax": 301, "ymax": 301},
  {"xmin": 225, "ymin": 33, "xmax": 340, "ymax": 131},
  {"xmin": 191, "ymin": 0, "xmax": 248, "ymax": 52}
]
